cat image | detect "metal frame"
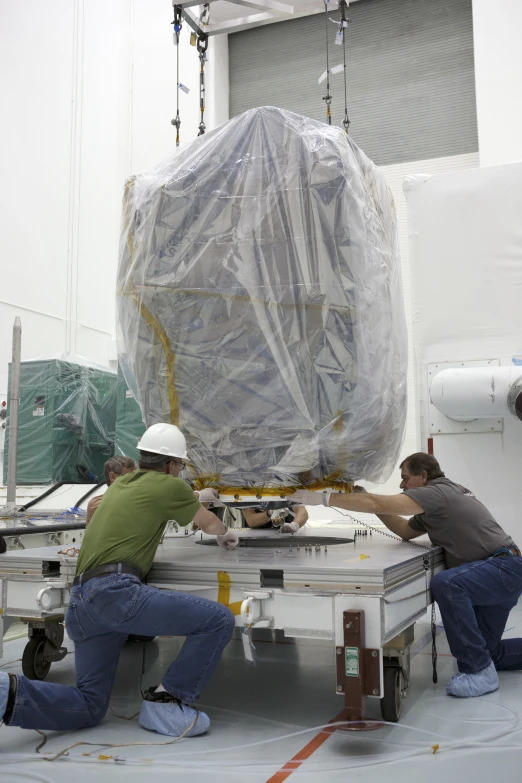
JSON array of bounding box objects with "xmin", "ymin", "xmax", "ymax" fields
[
  {"xmin": 0, "ymin": 530, "xmax": 443, "ymax": 722},
  {"xmin": 178, "ymin": 0, "xmax": 363, "ymax": 37},
  {"xmin": 179, "ymin": 0, "xmax": 295, "ymax": 38}
]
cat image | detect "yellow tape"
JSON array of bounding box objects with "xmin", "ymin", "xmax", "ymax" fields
[
  {"xmin": 217, "ymin": 570, "xmax": 243, "ymax": 616},
  {"xmin": 121, "ymin": 179, "xmax": 179, "ymax": 426},
  {"xmin": 193, "ymin": 474, "xmax": 354, "ymax": 496},
  {"xmin": 135, "ymin": 285, "xmax": 352, "ymax": 313},
  {"xmin": 132, "ymin": 297, "xmax": 180, "ymax": 425}
]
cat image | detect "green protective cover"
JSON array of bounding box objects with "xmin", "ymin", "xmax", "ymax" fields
[
  {"xmin": 114, "ymin": 365, "xmax": 145, "ymax": 463},
  {"xmin": 3, "ymin": 359, "xmax": 118, "ymax": 485}
]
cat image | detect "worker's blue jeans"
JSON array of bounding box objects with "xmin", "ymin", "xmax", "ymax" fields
[
  {"xmin": 6, "ymin": 573, "xmax": 235, "ymax": 731},
  {"xmin": 431, "ymin": 556, "xmax": 522, "ymax": 674}
]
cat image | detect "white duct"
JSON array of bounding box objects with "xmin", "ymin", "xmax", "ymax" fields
[{"xmin": 430, "ymin": 366, "xmax": 522, "ymax": 423}]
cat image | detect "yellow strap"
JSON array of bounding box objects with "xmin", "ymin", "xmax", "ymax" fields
[{"xmin": 217, "ymin": 570, "xmax": 243, "ymax": 616}]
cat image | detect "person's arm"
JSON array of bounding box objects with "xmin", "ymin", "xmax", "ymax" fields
[
  {"xmin": 193, "ymin": 506, "xmax": 229, "ymax": 534},
  {"xmin": 353, "ymin": 487, "xmax": 425, "ymax": 541},
  {"xmin": 86, "ymin": 494, "xmax": 103, "ymax": 526},
  {"xmin": 373, "ymin": 513, "xmax": 425, "ymax": 540},
  {"xmin": 279, "ymin": 504, "xmax": 309, "ymax": 534},
  {"xmin": 193, "ymin": 506, "xmax": 239, "ymax": 549},
  {"xmin": 293, "ymin": 505, "xmax": 309, "ymax": 529},
  {"xmin": 287, "ymin": 489, "xmax": 425, "ymax": 541},
  {"xmin": 243, "ymin": 508, "xmax": 270, "ymax": 528},
  {"xmin": 344, "ymin": 492, "xmax": 424, "ymax": 541}
]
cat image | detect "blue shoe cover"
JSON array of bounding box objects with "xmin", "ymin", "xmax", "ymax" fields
[
  {"xmin": 0, "ymin": 672, "xmax": 9, "ymax": 721},
  {"xmin": 446, "ymin": 661, "xmax": 499, "ymax": 698},
  {"xmin": 139, "ymin": 699, "xmax": 210, "ymax": 737}
]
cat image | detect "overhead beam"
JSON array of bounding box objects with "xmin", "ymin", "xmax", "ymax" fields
[
  {"xmin": 226, "ymin": 0, "xmax": 294, "ymax": 15},
  {"xmin": 179, "ymin": 0, "xmax": 222, "ymax": 8},
  {"xmin": 181, "ymin": 7, "xmax": 205, "ymax": 37},
  {"xmin": 179, "ymin": 0, "xmax": 364, "ymax": 37},
  {"xmin": 203, "ymin": 11, "xmax": 278, "ymax": 35}
]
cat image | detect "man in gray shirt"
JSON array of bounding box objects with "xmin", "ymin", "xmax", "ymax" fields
[{"xmin": 289, "ymin": 453, "xmax": 522, "ymax": 699}]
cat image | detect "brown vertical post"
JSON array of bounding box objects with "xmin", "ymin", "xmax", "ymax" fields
[
  {"xmin": 335, "ymin": 609, "xmax": 365, "ymax": 720},
  {"xmin": 335, "ymin": 609, "xmax": 381, "ymax": 727}
]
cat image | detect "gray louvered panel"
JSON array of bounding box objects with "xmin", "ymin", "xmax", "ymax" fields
[{"xmin": 229, "ymin": 0, "xmax": 478, "ymax": 165}]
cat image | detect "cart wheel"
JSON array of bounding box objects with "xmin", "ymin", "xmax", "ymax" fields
[
  {"xmin": 380, "ymin": 666, "xmax": 402, "ymax": 723},
  {"xmin": 22, "ymin": 637, "xmax": 52, "ymax": 680}
]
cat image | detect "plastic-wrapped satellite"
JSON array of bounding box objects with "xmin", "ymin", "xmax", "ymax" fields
[{"xmin": 117, "ymin": 106, "xmax": 407, "ymax": 494}]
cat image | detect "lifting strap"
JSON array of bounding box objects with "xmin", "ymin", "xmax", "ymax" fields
[
  {"xmin": 322, "ymin": 0, "xmax": 332, "ymax": 125},
  {"xmin": 171, "ymin": 3, "xmax": 183, "ymax": 147},
  {"xmin": 197, "ymin": 32, "xmax": 208, "ymax": 137},
  {"xmin": 339, "ymin": 0, "xmax": 350, "ymax": 134}
]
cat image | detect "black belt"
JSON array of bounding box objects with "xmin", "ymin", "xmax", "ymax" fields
[
  {"xmin": 73, "ymin": 562, "xmax": 141, "ymax": 587},
  {"xmin": 492, "ymin": 546, "xmax": 521, "ymax": 558}
]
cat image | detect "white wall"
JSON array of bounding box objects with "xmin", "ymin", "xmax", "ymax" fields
[
  {"xmin": 0, "ymin": 0, "xmax": 229, "ymax": 397},
  {"xmin": 405, "ymin": 162, "xmax": 522, "ymax": 540},
  {"xmin": 472, "ymin": 0, "xmax": 522, "ymax": 167},
  {"xmin": 360, "ymin": 153, "xmax": 478, "ymax": 496}
]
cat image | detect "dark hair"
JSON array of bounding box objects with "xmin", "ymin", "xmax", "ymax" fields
[
  {"xmin": 400, "ymin": 453, "xmax": 445, "ymax": 482},
  {"xmin": 104, "ymin": 455, "xmax": 136, "ymax": 485},
  {"xmin": 139, "ymin": 450, "xmax": 173, "ymax": 472}
]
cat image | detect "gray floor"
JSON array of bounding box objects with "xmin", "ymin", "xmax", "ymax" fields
[{"xmin": 1, "ymin": 612, "xmax": 522, "ymax": 781}]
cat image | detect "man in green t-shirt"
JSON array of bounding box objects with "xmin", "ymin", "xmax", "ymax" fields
[{"xmin": 0, "ymin": 423, "xmax": 238, "ymax": 739}]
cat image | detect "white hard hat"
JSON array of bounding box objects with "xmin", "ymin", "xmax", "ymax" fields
[{"xmin": 137, "ymin": 423, "xmax": 188, "ymax": 460}]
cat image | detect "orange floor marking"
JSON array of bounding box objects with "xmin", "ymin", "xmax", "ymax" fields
[{"xmin": 265, "ymin": 711, "xmax": 346, "ymax": 783}]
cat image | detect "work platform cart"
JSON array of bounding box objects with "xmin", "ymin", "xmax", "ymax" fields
[{"xmin": 0, "ymin": 528, "xmax": 443, "ymax": 724}]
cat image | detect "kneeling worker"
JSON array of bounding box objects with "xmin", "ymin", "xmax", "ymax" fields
[
  {"xmin": 0, "ymin": 423, "xmax": 238, "ymax": 738},
  {"xmin": 86, "ymin": 455, "xmax": 137, "ymax": 525},
  {"xmin": 289, "ymin": 453, "xmax": 522, "ymax": 699}
]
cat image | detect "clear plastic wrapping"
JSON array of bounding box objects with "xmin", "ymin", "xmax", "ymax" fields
[
  {"xmin": 115, "ymin": 365, "xmax": 146, "ymax": 463},
  {"xmin": 3, "ymin": 356, "xmax": 117, "ymax": 485},
  {"xmin": 117, "ymin": 106, "xmax": 407, "ymax": 492}
]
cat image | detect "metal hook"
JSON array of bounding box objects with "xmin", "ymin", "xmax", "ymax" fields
[{"xmin": 197, "ymin": 34, "xmax": 208, "ymax": 54}]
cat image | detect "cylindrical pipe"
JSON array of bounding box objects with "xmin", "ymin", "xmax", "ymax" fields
[
  {"xmin": 74, "ymin": 482, "xmax": 106, "ymax": 509},
  {"xmin": 0, "ymin": 521, "xmax": 86, "ymax": 537},
  {"xmin": 6, "ymin": 317, "xmax": 22, "ymax": 508},
  {"xmin": 430, "ymin": 366, "xmax": 522, "ymax": 422},
  {"xmin": 18, "ymin": 482, "xmax": 66, "ymax": 513}
]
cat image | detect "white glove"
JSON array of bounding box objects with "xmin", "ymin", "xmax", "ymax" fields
[
  {"xmin": 216, "ymin": 529, "xmax": 239, "ymax": 549},
  {"xmin": 279, "ymin": 520, "xmax": 299, "ymax": 534},
  {"xmin": 286, "ymin": 490, "xmax": 324, "ymax": 506},
  {"xmin": 195, "ymin": 488, "xmax": 225, "ymax": 507}
]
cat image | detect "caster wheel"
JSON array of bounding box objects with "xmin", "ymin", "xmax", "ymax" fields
[
  {"xmin": 22, "ymin": 637, "xmax": 52, "ymax": 680},
  {"xmin": 380, "ymin": 665, "xmax": 402, "ymax": 723}
]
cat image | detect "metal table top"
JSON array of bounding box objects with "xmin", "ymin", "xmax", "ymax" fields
[{"xmin": 0, "ymin": 527, "xmax": 442, "ymax": 592}]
